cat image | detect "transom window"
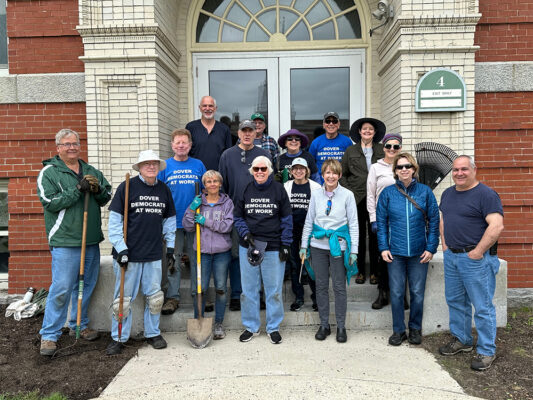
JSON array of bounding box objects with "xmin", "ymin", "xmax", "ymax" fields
[{"xmin": 196, "ymin": 0, "xmax": 362, "ymax": 43}]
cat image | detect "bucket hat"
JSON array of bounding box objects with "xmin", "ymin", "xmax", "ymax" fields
[
  {"xmin": 132, "ymin": 149, "xmax": 166, "ymax": 171},
  {"xmin": 277, "ymin": 129, "xmax": 309, "ymax": 149}
]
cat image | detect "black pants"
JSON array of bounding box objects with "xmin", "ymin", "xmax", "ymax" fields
[
  {"xmin": 357, "ymin": 198, "xmax": 379, "ymax": 278},
  {"xmin": 289, "ymin": 226, "xmax": 316, "ymax": 303}
]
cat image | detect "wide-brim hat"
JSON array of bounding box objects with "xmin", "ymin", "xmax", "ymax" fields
[
  {"xmin": 132, "ymin": 149, "xmax": 166, "ymax": 171},
  {"xmin": 350, "ymin": 117, "xmax": 386, "ymax": 143},
  {"xmin": 277, "ymin": 129, "xmax": 309, "ymax": 149}
]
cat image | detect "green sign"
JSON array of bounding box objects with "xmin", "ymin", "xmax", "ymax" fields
[{"xmin": 415, "ymin": 68, "xmax": 466, "ymax": 112}]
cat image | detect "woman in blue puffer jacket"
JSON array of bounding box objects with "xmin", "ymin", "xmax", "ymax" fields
[{"xmin": 376, "ymin": 152, "xmax": 439, "ymax": 347}]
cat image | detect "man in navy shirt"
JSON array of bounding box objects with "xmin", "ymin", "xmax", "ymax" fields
[
  {"xmin": 439, "ymin": 155, "xmax": 504, "ymax": 371},
  {"xmin": 186, "ymin": 96, "xmax": 232, "ymax": 171}
]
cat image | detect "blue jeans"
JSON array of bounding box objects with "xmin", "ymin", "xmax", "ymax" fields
[
  {"xmin": 193, "ymin": 251, "xmax": 231, "ymax": 323},
  {"xmin": 239, "ymin": 246, "xmax": 285, "ymax": 334},
  {"xmin": 111, "ymin": 259, "xmax": 162, "ymax": 342},
  {"xmin": 166, "ymin": 229, "xmax": 197, "ymax": 300},
  {"xmin": 388, "ymin": 255, "xmax": 428, "ymax": 334},
  {"xmin": 40, "ymin": 245, "xmax": 100, "ymax": 341},
  {"xmin": 444, "ymin": 250, "xmax": 499, "ymax": 356}
]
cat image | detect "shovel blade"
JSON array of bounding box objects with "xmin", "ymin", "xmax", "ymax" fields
[{"xmin": 186, "ymin": 316, "xmax": 213, "ymax": 349}]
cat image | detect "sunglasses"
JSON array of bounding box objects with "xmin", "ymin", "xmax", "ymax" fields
[
  {"xmin": 325, "ymin": 119, "xmax": 338, "ymax": 125},
  {"xmin": 384, "ymin": 144, "xmax": 401, "ymax": 150},
  {"xmin": 395, "ymin": 164, "xmax": 413, "ymax": 170},
  {"xmin": 252, "ymin": 166, "xmax": 268, "ymax": 172},
  {"xmin": 326, "ymin": 199, "xmax": 332, "ymax": 216},
  {"xmin": 287, "ymin": 136, "xmax": 301, "ymax": 142}
]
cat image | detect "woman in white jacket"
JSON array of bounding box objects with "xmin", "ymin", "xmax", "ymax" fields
[{"xmin": 366, "ymin": 133, "xmax": 402, "ymax": 309}]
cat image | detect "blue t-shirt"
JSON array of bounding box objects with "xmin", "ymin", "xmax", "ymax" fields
[
  {"xmin": 440, "ymin": 182, "xmax": 503, "ymax": 249},
  {"xmin": 158, "ymin": 157, "xmax": 206, "ymax": 228},
  {"xmin": 309, "ymin": 133, "xmax": 353, "ymax": 184},
  {"xmin": 186, "ymin": 119, "xmax": 232, "ymax": 171}
]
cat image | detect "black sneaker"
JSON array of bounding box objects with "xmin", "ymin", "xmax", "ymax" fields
[
  {"xmin": 408, "ymin": 329, "xmax": 422, "ymax": 345},
  {"xmin": 388, "ymin": 331, "xmax": 407, "ymax": 346},
  {"xmin": 106, "ymin": 340, "xmax": 124, "ymax": 355},
  {"xmin": 268, "ymin": 331, "xmax": 282, "ymax": 344},
  {"xmin": 290, "ymin": 299, "xmax": 304, "ymax": 311},
  {"xmin": 239, "ymin": 329, "xmax": 259, "ymax": 342},
  {"xmin": 471, "ymin": 353, "xmax": 496, "ymax": 371},
  {"xmin": 146, "ymin": 335, "xmax": 167, "ymax": 349},
  {"xmin": 439, "ymin": 337, "xmax": 473, "ymax": 356},
  {"xmin": 229, "ymin": 298, "xmax": 241, "ymax": 311},
  {"xmin": 312, "ymin": 303, "xmax": 318, "ymax": 311},
  {"xmin": 204, "ymin": 301, "xmax": 214, "ymax": 312},
  {"xmin": 315, "ymin": 325, "xmax": 331, "ymax": 341}
]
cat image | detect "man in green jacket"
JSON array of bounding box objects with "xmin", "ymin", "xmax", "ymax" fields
[{"xmin": 37, "ymin": 128, "xmax": 112, "ymax": 356}]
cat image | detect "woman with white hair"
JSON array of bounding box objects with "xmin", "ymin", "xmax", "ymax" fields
[{"xmin": 234, "ymin": 156, "xmax": 293, "ymax": 344}]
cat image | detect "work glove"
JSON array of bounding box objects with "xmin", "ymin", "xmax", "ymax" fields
[
  {"xmin": 78, "ymin": 175, "xmax": 100, "ymax": 193},
  {"xmin": 189, "ymin": 195, "xmax": 202, "ymax": 211},
  {"xmin": 371, "ymin": 222, "xmax": 377, "ymax": 234},
  {"xmin": 299, "ymin": 248, "xmax": 307, "ymax": 261},
  {"xmin": 194, "ymin": 214, "xmax": 206, "ymax": 226},
  {"xmin": 166, "ymin": 248, "xmax": 176, "ymax": 275},
  {"xmin": 117, "ymin": 249, "xmax": 128, "ymax": 269},
  {"xmin": 349, "ymin": 253, "xmax": 358, "ymax": 266},
  {"xmin": 279, "ymin": 245, "xmax": 290, "ymax": 262},
  {"xmin": 243, "ymin": 232, "xmax": 255, "ymax": 248}
]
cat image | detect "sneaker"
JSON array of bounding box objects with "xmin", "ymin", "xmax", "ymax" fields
[
  {"xmin": 146, "ymin": 334, "xmax": 167, "ymax": 349},
  {"xmin": 388, "ymin": 331, "xmax": 407, "ymax": 346},
  {"xmin": 355, "ymin": 273, "xmax": 365, "ymax": 284},
  {"xmin": 213, "ymin": 323, "xmax": 226, "ymax": 340},
  {"xmin": 439, "ymin": 337, "xmax": 473, "ymax": 356},
  {"xmin": 205, "ymin": 301, "xmax": 214, "ymax": 313},
  {"xmin": 106, "ymin": 340, "xmax": 124, "ymax": 356},
  {"xmin": 69, "ymin": 328, "xmax": 100, "ymax": 341},
  {"xmin": 471, "ymin": 353, "xmax": 496, "ymax": 371},
  {"xmin": 239, "ymin": 329, "xmax": 259, "ymax": 342},
  {"xmin": 40, "ymin": 340, "xmax": 57, "ymax": 356},
  {"xmin": 229, "ymin": 298, "xmax": 241, "ymax": 311},
  {"xmin": 408, "ymin": 329, "xmax": 422, "ymax": 345},
  {"xmin": 290, "ymin": 299, "xmax": 304, "ymax": 311},
  {"xmin": 312, "ymin": 303, "xmax": 318, "ymax": 312},
  {"xmin": 268, "ymin": 331, "xmax": 282, "ymax": 344},
  {"xmin": 161, "ymin": 298, "xmax": 179, "ymax": 315}
]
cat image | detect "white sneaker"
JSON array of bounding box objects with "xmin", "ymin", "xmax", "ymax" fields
[{"xmin": 213, "ymin": 323, "xmax": 226, "ymax": 340}]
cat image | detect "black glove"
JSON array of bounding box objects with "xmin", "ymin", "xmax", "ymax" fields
[
  {"xmin": 244, "ymin": 233, "xmax": 255, "ymax": 248},
  {"xmin": 117, "ymin": 249, "xmax": 128, "ymax": 269},
  {"xmin": 166, "ymin": 248, "xmax": 176, "ymax": 274},
  {"xmin": 78, "ymin": 175, "xmax": 100, "ymax": 193},
  {"xmin": 279, "ymin": 245, "xmax": 290, "ymax": 262}
]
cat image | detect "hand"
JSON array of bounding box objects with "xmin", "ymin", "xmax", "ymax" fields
[
  {"xmin": 381, "ymin": 250, "xmax": 393, "ymax": 263},
  {"xmin": 419, "ymin": 250, "xmax": 433, "ymax": 264},
  {"xmin": 349, "ymin": 253, "xmax": 358, "ymax": 266},
  {"xmin": 467, "ymin": 249, "xmax": 483, "ymax": 260},
  {"xmin": 194, "ymin": 214, "xmax": 206, "ymax": 226},
  {"xmin": 371, "ymin": 222, "xmax": 377, "ymax": 234},
  {"xmin": 117, "ymin": 249, "xmax": 128, "ymax": 269},
  {"xmin": 189, "ymin": 195, "xmax": 202, "ymax": 211},
  {"xmin": 244, "ymin": 233, "xmax": 255, "ymax": 247},
  {"xmin": 166, "ymin": 248, "xmax": 176, "ymax": 274},
  {"xmin": 299, "ymin": 248, "xmax": 307, "ymax": 261},
  {"xmin": 78, "ymin": 175, "xmax": 100, "ymax": 193},
  {"xmin": 279, "ymin": 245, "xmax": 290, "ymax": 262}
]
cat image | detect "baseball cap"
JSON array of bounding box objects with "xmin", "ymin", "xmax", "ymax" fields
[
  {"xmin": 239, "ymin": 120, "xmax": 256, "ymax": 130},
  {"xmin": 291, "ymin": 157, "xmax": 308, "ymax": 168},
  {"xmin": 250, "ymin": 113, "xmax": 265, "ymax": 121},
  {"xmin": 323, "ymin": 111, "xmax": 339, "ymax": 121}
]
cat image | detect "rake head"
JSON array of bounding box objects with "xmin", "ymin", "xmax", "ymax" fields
[{"xmin": 415, "ymin": 142, "xmax": 458, "ymax": 190}]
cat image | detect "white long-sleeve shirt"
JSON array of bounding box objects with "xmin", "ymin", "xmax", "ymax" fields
[{"xmin": 366, "ymin": 158, "xmax": 395, "ymax": 223}]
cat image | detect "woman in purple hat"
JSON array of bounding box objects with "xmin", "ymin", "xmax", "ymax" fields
[{"xmin": 278, "ymin": 129, "xmax": 319, "ymax": 183}]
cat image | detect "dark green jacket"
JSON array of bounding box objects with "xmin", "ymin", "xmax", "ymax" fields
[
  {"xmin": 37, "ymin": 155, "xmax": 112, "ymax": 247},
  {"xmin": 340, "ymin": 142, "xmax": 384, "ymax": 204}
]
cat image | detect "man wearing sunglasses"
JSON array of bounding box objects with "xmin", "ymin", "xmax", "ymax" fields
[{"xmin": 308, "ymin": 112, "xmax": 353, "ymax": 184}]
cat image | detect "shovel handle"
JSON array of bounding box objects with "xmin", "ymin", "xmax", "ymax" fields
[{"xmin": 118, "ymin": 173, "xmax": 130, "ymax": 340}]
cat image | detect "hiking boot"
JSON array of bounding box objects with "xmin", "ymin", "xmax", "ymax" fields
[
  {"xmin": 213, "ymin": 323, "xmax": 226, "ymax": 340},
  {"xmin": 408, "ymin": 329, "xmax": 422, "ymax": 345},
  {"xmin": 205, "ymin": 301, "xmax": 214, "ymax": 313},
  {"xmin": 69, "ymin": 328, "xmax": 100, "ymax": 341},
  {"xmin": 471, "ymin": 353, "xmax": 496, "ymax": 371},
  {"xmin": 290, "ymin": 299, "xmax": 304, "ymax": 311},
  {"xmin": 229, "ymin": 298, "xmax": 241, "ymax": 311},
  {"xmin": 336, "ymin": 327, "xmax": 347, "ymax": 343},
  {"xmin": 388, "ymin": 331, "xmax": 407, "ymax": 346},
  {"xmin": 40, "ymin": 340, "xmax": 57, "ymax": 356},
  {"xmin": 106, "ymin": 340, "xmax": 124, "ymax": 355},
  {"xmin": 239, "ymin": 329, "xmax": 259, "ymax": 342},
  {"xmin": 439, "ymin": 337, "xmax": 473, "ymax": 356},
  {"xmin": 161, "ymin": 298, "xmax": 179, "ymax": 315},
  {"xmin": 371, "ymin": 289, "xmax": 388, "ymax": 310},
  {"xmin": 146, "ymin": 335, "xmax": 167, "ymax": 349},
  {"xmin": 268, "ymin": 331, "xmax": 282, "ymax": 344},
  {"xmin": 315, "ymin": 325, "xmax": 331, "ymax": 341}
]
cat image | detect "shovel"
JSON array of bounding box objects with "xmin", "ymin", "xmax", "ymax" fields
[
  {"xmin": 75, "ymin": 191, "xmax": 90, "ymax": 339},
  {"xmin": 187, "ymin": 183, "xmax": 213, "ymax": 349}
]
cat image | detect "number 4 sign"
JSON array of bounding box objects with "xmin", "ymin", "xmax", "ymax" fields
[{"xmin": 415, "ymin": 68, "xmax": 467, "ymax": 112}]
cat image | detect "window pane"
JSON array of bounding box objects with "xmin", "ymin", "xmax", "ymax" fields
[
  {"xmin": 286, "ymin": 20, "xmax": 310, "ymax": 41},
  {"xmin": 226, "ymin": 3, "xmax": 250, "ymax": 27},
  {"xmin": 325, "ymin": 0, "xmax": 354, "ymax": 14},
  {"xmin": 0, "ymin": 0, "xmax": 6, "ymax": 66},
  {"xmin": 0, "ymin": 236, "xmax": 7, "ymax": 273},
  {"xmin": 0, "ymin": 192, "xmax": 6, "ymax": 230},
  {"xmin": 197, "ymin": 14, "xmax": 221, "ymax": 42},
  {"xmin": 294, "ymin": 0, "xmax": 314, "ymax": 13},
  {"xmin": 221, "ymin": 24, "xmax": 244, "ymax": 42},
  {"xmin": 337, "ymin": 9, "xmax": 361, "ymax": 39},
  {"xmin": 306, "ymin": 1, "xmax": 330, "ymax": 25},
  {"xmin": 247, "ymin": 22, "xmax": 270, "ymax": 42},
  {"xmin": 279, "ymin": 0, "xmax": 293, "ymax": 5},
  {"xmin": 312, "ymin": 21, "xmax": 335, "ymax": 40},
  {"xmin": 240, "ymin": 0, "xmax": 262, "ymax": 14},
  {"xmin": 202, "ymin": 0, "xmax": 232, "ymax": 17},
  {"xmin": 257, "ymin": 10, "xmax": 276, "ymax": 34},
  {"xmin": 279, "ymin": 10, "xmax": 299, "ymax": 34},
  {"xmin": 262, "ymin": 0, "xmax": 276, "ymax": 6}
]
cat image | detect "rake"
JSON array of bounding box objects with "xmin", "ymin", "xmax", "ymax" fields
[{"xmin": 415, "ymin": 142, "xmax": 458, "ymax": 190}]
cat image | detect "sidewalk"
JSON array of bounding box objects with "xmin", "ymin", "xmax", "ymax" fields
[{"xmin": 95, "ymin": 329, "xmax": 480, "ymax": 400}]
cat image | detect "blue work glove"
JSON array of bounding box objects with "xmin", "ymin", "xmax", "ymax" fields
[
  {"xmin": 371, "ymin": 222, "xmax": 377, "ymax": 234},
  {"xmin": 349, "ymin": 253, "xmax": 358, "ymax": 266},
  {"xmin": 194, "ymin": 214, "xmax": 206, "ymax": 226},
  {"xmin": 299, "ymin": 248, "xmax": 307, "ymax": 260},
  {"xmin": 189, "ymin": 195, "xmax": 202, "ymax": 211}
]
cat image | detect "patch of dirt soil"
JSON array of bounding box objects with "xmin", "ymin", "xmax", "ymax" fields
[
  {"xmin": 422, "ymin": 307, "xmax": 533, "ymax": 400},
  {"xmin": 0, "ymin": 305, "xmax": 144, "ymax": 399}
]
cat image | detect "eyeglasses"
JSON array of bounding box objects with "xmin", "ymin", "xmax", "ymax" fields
[
  {"xmin": 140, "ymin": 161, "xmax": 160, "ymax": 168},
  {"xmin": 241, "ymin": 150, "xmax": 246, "ymax": 164},
  {"xmin": 384, "ymin": 144, "xmax": 401, "ymax": 150},
  {"xmin": 395, "ymin": 164, "xmax": 413, "ymax": 170},
  {"xmin": 287, "ymin": 136, "xmax": 301, "ymax": 142},
  {"xmin": 324, "ymin": 119, "xmax": 338, "ymax": 125},
  {"xmin": 252, "ymin": 166, "xmax": 268, "ymax": 172},
  {"xmin": 326, "ymin": 199, "xmax": 332, "ymax": 216},
  {"xmin": 58, "ymin": 142, "xmax": 80, "ymax": 148}
]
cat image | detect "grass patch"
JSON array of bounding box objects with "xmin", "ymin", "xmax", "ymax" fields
[{"xmin": 0, "ymin": 392, "xmax": 67, "ymax": 400}]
